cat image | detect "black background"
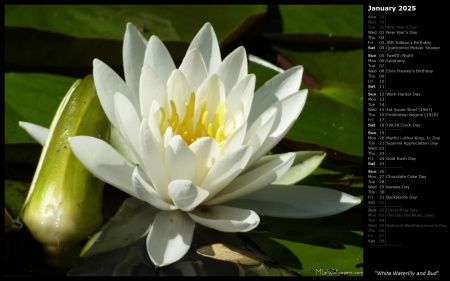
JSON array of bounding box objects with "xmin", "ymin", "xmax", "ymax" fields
[{"xmin": 364, "ymin": 2, "xmax": 448, "ymax": 278}]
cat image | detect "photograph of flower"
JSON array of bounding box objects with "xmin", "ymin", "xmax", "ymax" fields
[{"xmin": 5, "ymin": 5, "xmax": 364, "ymax": 276}]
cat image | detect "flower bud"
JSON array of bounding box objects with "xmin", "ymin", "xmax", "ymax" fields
[{"xmin": 20, "ymin": 75, "xmax": 110, "ymax": 253}]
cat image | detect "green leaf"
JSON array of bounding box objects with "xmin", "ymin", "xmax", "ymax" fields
[
  {"xmin": 248, "ymin": 55, "xmax": 282, "ymax": 90},
  {"xmin": 5, "ymin": 5, "xmax": 267, "ymax": 42},
  {"xmin": 81, "ymin": 197, "xmax": 158, "ymax": 257},
  {"xmin": 263, "ymin": 33, "xmax": 363, "ymax": 52},
  {"xmin": 263, "ymin": 5, "xmax": 364, "ymax": 53},
  {"xmin": 284, "ymin": 49, "xmax": 363, "ymax": 112},
  {"xmin": 5, "ymin": 208, "xmax": 22, "ymax": 232},
  {"xmin": 5, "ymin": 73, "xmax": 78, "ymax": 143},
  {"xmin": 247, "ymin": 209, "xmax": 363, "ymax": 276},
  {"xmin": 302, "ymin": 167, "xmax": 364, "ymax": 199},
  {"xmin": 279, "ymin": 139, "xmax": 363, "ymax": 175},
  {"xmin": 278, "ymin": 5, "xmax": 363, "ymax": 38},
  {"xmin": 248, "ymin": 51, "xmax": 363, "ymax": 157},
  {"xmin": 4, "ymin": 179, "xmax": 29, "ymax": 219},
  {"xmin": 287, "ymin": 92, "xmax": 363, "ymax": 157},
  {"xmin": 5, "ymin": 143, "xmax": 42, "ymax": 181},
  {"xmin": 5, "ymin": 27, "xmax": 124, "ymax": 77},
  {"xmin": 280, "ymin": 49, "xmax": 364, "ymax": 156},
  {"xmin": 5, "ymin": 5, "xmax": 268, "ymax": 75},
  {"xmin": 255, "ymin": 5, "xmax": 364, "ymax": 157}
]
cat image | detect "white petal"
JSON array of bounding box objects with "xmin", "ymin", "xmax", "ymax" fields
[
  {"xmin": 216, "ymin": 46, "xmax": 248, "ymax": 94},
  {"xmin": 208, "ymin": 152, "xmax": 295, "ymax": 205},
  {"xmin": 248, "ymin": 66, "xmax": 304, "ymax": 127},
  {"xmin": 164, "ymin": 126, "xmax": 174, "ymax": 146},
  {"xmin": 147, "ymin": 101, "xmax": 164, "ymax": 147},
  {"xmin": 195, "ymin": 74, "xmax": 225, "ymax": 123},
  {"xmin": 166, "ymin": 70, "xmax": 192, "ymax": 119},
  {"xmin": 268, "ymin": 89, "xmax": 307, "ymax": 137},
  {"xmin": 18, "ymin": 121, "xmax": 48, "ymax": 146},
  {"xmin": 225, "ymin": 74, "xmax": 255, "ymax": 121},
  {"xmin": 220, "ymin": 121, "xmax": 247, "ymax": 156},
  {"xmin": 188, "ymin": 205, "xmax": 259, "ymax": 232},
  {"xmin": 139, "ymin": 66, "xmax": 166, "ymax": 120},
  {"xmin": 139, "ymin": 119, "xmax": 168, "ymax": 198},
  {"xmin": 272, "ymin": 151, "xmax": 326, "ymax": 185},
  {"xmin": 168, "ymin": 180, "xmax": 209, "ymax": 212},
  {"xmin": 188, "ymin": 22, "xmax": 221, "ymax": 74},
  {"xmin": 166, "ymin": 135, "xmax": 197, "ymax": 182},
  {"xmin": 226, "ymin": 185, "xmax": 362, "ymax": 218},
  {"xmin": 123, "ymin": 22, "xmax": 148, "ymax": 100},
  {"xmin": 114, "ymin": 92, "xmax": 142, "ymax": 160},
  {"xmin": 147, "ymin": 210, "xmax": 195, "ymax": 267},
  {"xmin": 189, "ymin": 137, "xmax": 220, "ymax": 184},
  {"xmin": 250, "ymin": 90, "xmax": 308, "ymax": 164},
  {"xmin": 243, "ymin": 107, "xmax": 277, "ymax": 161},
  {"xmin": 201, "ymin": 145, "xmax": 252, "ymax": 199},
  {"xmin": 144, "ymin": 36, "xmax": 176, "ymax": 84},
  {"xmin": 179, "ymin": 48, "xmax": 208, "ymax": 92},
  {"xmin": 93, "ymin": 59, "xmax": 139, "ymax": 128},
  {"xmin": 132, "ymin": 167, "xmax": 175, "ymax": 211},
  {"xmin": 224, "ymin": 111, "xmax": 245, "ymax": 140},
  {"xmin": 248, "ymin": 54, "xmax": 284, "ymax": 73},
  {"xmin": 69, "ymin": 136, "xmax": 138, "ymax": 198},
  {"xmin": 109, "ymin": 126, "xmax": 138, "ymax": 164}
]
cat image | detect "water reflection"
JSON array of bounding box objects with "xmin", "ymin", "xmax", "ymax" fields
[{"xmin": 68, "ymin": 234, "xmax": 244, "ymax": 276}]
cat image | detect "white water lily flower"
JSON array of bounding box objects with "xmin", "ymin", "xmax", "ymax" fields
[{"xmin": 66, "ymin": 22, "xmax": 361, "ymax": 267}]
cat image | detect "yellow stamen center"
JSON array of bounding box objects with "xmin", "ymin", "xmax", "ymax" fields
[{"xmin": 159, "ymin": 93, "xmax": 229, "ymax": 146}]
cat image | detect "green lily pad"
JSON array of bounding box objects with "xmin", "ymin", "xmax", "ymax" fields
[
  {"xmin": 5, "ymin": 208, "xmax": 23, "ymax": 233},
  {"xmin": 278, "ymin": 5, "xmax": 363, "ymax": 38},
  {"xmin": 5, "ymin": 73, "xmax": 78, "ymax": 144},
  {"xmin": 247, "ymin": 209, "xmax": 363, "ymax": 276},
  {"xmin": 279, "ymin": 50, "xmax": 364, "ymax": 156},
  {"xmin": 5, "ymin": 5, "xmax": 267, "ymax": 75},
  {"xmin": 248, "ymin": 56, "xmax": 281, "ymax": 90},
  {"xmin": 4, "ymin": 143, "xmax": 42, "ymax": 186},
  {"xmin": 282, "ymin": 49, "xmax": 363, "ymax": 112},
  {"xmin": 5, "ymin": 5, "xmax": 267, "ymax": 42},
  {"xmin": 4, "ymin": 179, "xmax": 29, "ymax": 219},
  {"xmin": 80, "ymin": 197, "xmax": 158, "ymax": 257},
  {"xmin": 262, "ymin": 5, "xmax": 363, "ymax": 52},
  {"xmin": 248, "ymin": 51, "xmax": 363, "ymax": 157},
  {"xmin": 255, "ymin": 5, "xmax": 364, "ymax": 157},
  {"xmin": 306, "ymin": 167, "xmax": 363, "ymax": 190}
]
